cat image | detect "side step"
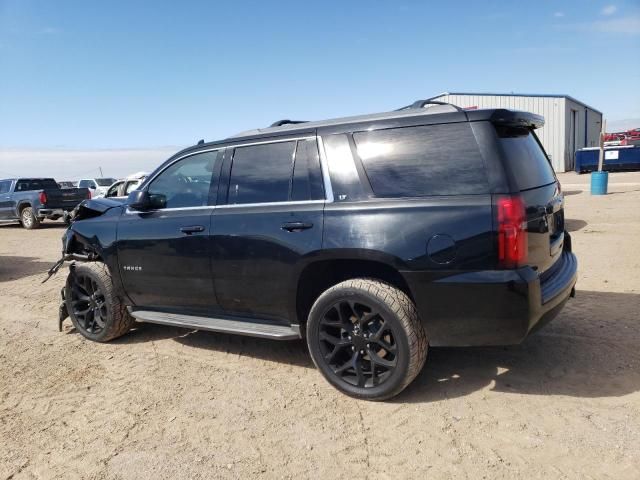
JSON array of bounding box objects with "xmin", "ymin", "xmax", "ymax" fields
[{"xmin": 129, "ymin": 309, "xmax": 301, "ymax": 340}]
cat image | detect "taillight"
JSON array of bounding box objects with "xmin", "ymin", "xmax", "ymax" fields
[
  {"xmin": 86, "ymin": 189, "xmax": 92, "ymax": 199},
  {"xmin": 496, "ymin": 195, "xmax": 527, "ymax": 269},
  {"xmin": 39, "ymin": 191, "xmax": 47, "ymax": 204}
]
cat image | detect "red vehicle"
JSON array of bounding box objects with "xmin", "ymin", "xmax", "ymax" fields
[{"xmin": 604, "ymin": 128, "xmax": 640, "ymax": 147}]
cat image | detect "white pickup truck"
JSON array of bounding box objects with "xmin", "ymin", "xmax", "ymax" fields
[{"xmin": 77, "ymin": 178, "xmax": 117, "ymax": 198}]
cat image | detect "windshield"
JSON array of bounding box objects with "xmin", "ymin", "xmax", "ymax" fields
[{"xmin": 96, "ymin": 178, "xmax": 117, "ymax": 186}]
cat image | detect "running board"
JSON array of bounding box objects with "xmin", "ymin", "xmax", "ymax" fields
[{"xmin": 129, "ymin": 309, "xmax": 301, "ymax": 340}]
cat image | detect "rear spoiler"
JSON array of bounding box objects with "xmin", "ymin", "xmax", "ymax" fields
[
  {"xmin": 466, "ymin": 109, "xmax": 544, "ymax": 129},
  {"xmin": 487, "ymin": 109, "xmax": 544, "ymax": 129}
]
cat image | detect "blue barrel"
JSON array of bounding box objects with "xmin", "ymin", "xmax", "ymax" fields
[{"xmin": 591, "ymin": 171, "xmax": 609, "ymax": 195}]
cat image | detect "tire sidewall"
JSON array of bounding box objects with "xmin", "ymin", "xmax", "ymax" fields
[
  {"xmin": 65, "ymin": 264, "xmax": 116, "ymax": 342},
  {"xmin": 307, "ymin": 285, "xmax": 412, "ymax": 400}
]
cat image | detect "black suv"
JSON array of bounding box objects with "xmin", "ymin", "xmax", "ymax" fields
[{"xmin": 56, "ymin": 101, "xmax": 577, "ymax": 400}]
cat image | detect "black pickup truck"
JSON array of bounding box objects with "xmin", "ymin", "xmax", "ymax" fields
[{"xmin": 0, "ymin": 178, "xmax": 90, "ymax": 229}]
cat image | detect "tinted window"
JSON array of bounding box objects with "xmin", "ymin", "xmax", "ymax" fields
[
  {"xmin": 496, "ymin": 127, "xmax": 556, "ymax": 190},
  {"xmin": 0, "ymin": 181, "xmax": 11, "ymax": 194},
  {"xmin": 291, "ymin": 139, "xmax": 324, "ymax": 201},
  {"xmin": 353, "ymin": 124, "xmax": 489, "ymax": 197},
  {"xmin": 79, "ymin": 180, "xmax": 96, "ymax": 189},
  {"xmin": 15, "ymin": 179, "xmax": 59, "ymax": 191},
  {"xmin": 96, "ymin": 178, "xmax": 116, "ymax": 186},
  {"xmin": 228, "ymin": 142, "xmax": 295, "ymax": 204},
  {"xmin": 148, "ymin": 151, "xmax": 220, "ymax": 208}
]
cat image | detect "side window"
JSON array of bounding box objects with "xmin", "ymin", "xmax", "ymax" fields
[
  {"xmin": 16, "ymin": 180, "xmax": 33, "ymax": 191},
  {"xmin": 148, "ymin": 150, "xmax": 220, "ymax": 209},
  {"xmin": 291, "ymin": 139, "xmax": 324, "ymax": 201},
  {"xmin": 105, "ymin": 182, "xmax": 121, "ymax": 197},
  {"xmin": 79, "ymin": 180, "xmax": 95, "ymax": 189},
  {"xmin": 353, "ymin": 123, "xmax": 489, "ymax": 197},
  {"xmin": 0, "ymin": 181, "xmax": 11, "ymax": 194},
  {"xmin": 124, "ymin": 180, "xmax": 140, "ymax": 195},
  {"xmin": 228, "ymin": 141, "xmax": 296, "ymax": 204}
]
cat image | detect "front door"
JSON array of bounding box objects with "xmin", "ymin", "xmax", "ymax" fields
[
  {"xmin": 212, "ymin": 137, "xmax": 325, "ymax": 323},
  {"xmin": 117, "ymin": 149, "xmax": 223, "ymax": 312}
]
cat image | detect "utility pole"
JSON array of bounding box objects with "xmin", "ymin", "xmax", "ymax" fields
[
  {"xmin": 597, "ymin": 119, "xmax": 606, "ymax": 172},
  {"xmin": 99, "ymin": 166, "xmax": 104, "ymax": 177}
]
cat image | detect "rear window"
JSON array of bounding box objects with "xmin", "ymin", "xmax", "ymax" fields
[
  {"xmin": 496, "ymin": 126, "xmax": 556, "ymax": 191},
  {"xmin": 353, "ymin": 123, "xmax": 488, "ymax": 197},
  {"xmin": 96, "ymin": 178, "xmax": 116, "ymax": 186},
  {"xmin": 16, "ymin": 179, "xmax": 58, "ymax": 191}
]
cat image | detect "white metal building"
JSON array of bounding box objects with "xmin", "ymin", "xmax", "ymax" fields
[{"xmin": 430, "ymin": 92, "xmax": 603, "ymax": 172}]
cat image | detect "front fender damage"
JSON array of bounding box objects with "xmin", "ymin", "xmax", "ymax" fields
[{"xmin": 47, "ymin": 198, "xmax": 122, "ymax": 331}]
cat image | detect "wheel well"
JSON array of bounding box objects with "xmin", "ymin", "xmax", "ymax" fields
[
  {"xmin": 18, "ymin": 202, "xmax": 31, "ymax": 213},
  {"xmin": 296, "ymin": 259, "xmax": 413, "ymax": 328}
]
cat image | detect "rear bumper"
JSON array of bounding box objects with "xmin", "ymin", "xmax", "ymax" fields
[
  {"xmin": 37, "ymin": 208, "xmax": 74, "ymax": 218},
  {"xmin": 402, "ymin": 251, "xmax": 578, "ymax": 347}
]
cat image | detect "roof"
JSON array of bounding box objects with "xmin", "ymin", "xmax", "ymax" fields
[
  {"xmin": 430, "ymin": 91, "xmax": 602, "ymax": 115},
  {"xmin": 229, "ymin": 103, "xmax": 461, "ymax": 138}
]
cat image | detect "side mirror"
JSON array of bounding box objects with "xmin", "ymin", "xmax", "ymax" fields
[{"xmin": 127, "ymin": 190, "xmax": 151, "ymax": 210}]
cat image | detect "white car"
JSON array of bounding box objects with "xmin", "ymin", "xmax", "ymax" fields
[
  {"xmin": 78, "ymin": 178, "xmax": 118, "ymax": 198},
  {"xmin": 104, "ymin": 172, "xmax": 148, "ymax": 200}
]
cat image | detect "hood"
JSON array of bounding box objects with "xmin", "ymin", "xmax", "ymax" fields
[{"xmin": 73, "ymin": 197, "xmax": 124, "ymax": 220}]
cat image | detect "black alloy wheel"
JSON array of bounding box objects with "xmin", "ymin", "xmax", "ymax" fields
[
  {"xmin": 64, "ymin": 262, "xmax": 134, "ymax": 342},
  {"xmin": 307, "ymin": 278, "xmax": 428, "ymax": 400},
  {"xmin": 69, "ymin": 271, "xmax": 108, "ymax": 335},
  {"xmin": 319, "ymin": 299, "xmax": 398, "ymax": 388}
]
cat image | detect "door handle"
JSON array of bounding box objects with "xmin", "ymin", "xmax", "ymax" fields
[
  {"xmin": 180, "ymin": 225, "xmax": 205, "ymax": 235},
  {"xmin": 281, "ymin": 221, "xmax": 313, "ymax": 232}
]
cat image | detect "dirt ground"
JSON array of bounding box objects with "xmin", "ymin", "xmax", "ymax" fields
[{"xmin": 1, "ymin": 171, "xmax": 639, "ymax": 479}]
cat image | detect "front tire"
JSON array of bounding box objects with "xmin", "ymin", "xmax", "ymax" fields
[
  {"xmin": 307, "ymin": 278, "xmax": 428, "ymax": 401},
  {"xmin": 65, "ymin": 262, "xmax": 134, "ymax": 342},
  {"xmin": 20, "ymin": 206, "xmax": 40, "ymax": 229}
]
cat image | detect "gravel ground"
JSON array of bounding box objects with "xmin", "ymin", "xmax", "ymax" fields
[{"xmin": 1, "ymin": 171, "xmax": 639, "ymax": 479}]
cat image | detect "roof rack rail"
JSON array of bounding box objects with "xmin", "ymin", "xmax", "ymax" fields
[
  {"xmin": 396, "ymin": 99, "xmax": 464, "ymax": 112},
  {"xmin": 269, "ymin": 119, "xmax": 309, "ymax": 127}
]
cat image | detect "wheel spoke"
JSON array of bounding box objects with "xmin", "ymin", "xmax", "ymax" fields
[
  {"xmin": 74, "ymin": 306, "xmax": 91, "ymax": 315},
  {"xmin": 370, "ymin": 322, "xmax": 388, "ymax": 342},
  {"xmin": 319, "ymin": 331, "xmax": 343, "ymax": 346},
  {"xmin": 333, "ymin": 353, "xmax": 355, "ymax": 375},
  {"xmin": 354, "ymin": 354, "xmax": 366, "ymax": 387},
  {"xmin": 325, "ymin": 342, "xmax": 349, "ymax": 364},
  {"xmin": 367, "ymin": 349, "xmax": 396, "ymax": 369},
  {"xmin": 94, "ymin": 308, "xmax": 106, "ymax": 328},
  {"xmin": 376, "ymin": 338, "xmax": 396, "ymax": 353}
]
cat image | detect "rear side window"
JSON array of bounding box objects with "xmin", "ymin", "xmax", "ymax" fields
[
  {"xmin": 228, "ymin": 142, "xmax": 296, "ymax": 204},
  {"xmin": 0, "ymin": 181, "xmax": 10, "ymax": 194},
  {"xmin": 291, "ymin": 139, "xmax": 324, "ymax": 201},
  {"xmin": 496, "ymin": 127, "xmax": 556, "ymax": 191},
  {"xmin": 353, "ymin": 123, "xmax": 488, "ymax": 197}
]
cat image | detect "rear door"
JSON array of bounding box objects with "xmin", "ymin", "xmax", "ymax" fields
[
  {"xmin": 0, "ymin": 180, "xmax": 13, "ymax": 219},
  {"xmin": 212, "ymin": 136, "xmax": 325, "ymax": 323},
  {"xmin": 496, "ymin": 126, "xmax": 564, "ymax": 275},
  {"xmin": 117, "ymin": 149, "xmax": 223, "ymax": 311}
]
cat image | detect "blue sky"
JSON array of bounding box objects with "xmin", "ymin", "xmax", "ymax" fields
[{"xmin": 1, "ymin": 0, "xmax": 639, "ymax": 151}]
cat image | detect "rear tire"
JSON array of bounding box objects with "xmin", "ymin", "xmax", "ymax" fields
[
  {"xmin": 306, "ymin": 278, "xmax": 428, "ymax": 401},
  {"xmin": 20, "ymin": 206, "xmax": 40, "ymax": 230},
  {"xmin": 65, "ymin": 262, "xmax": 134, "ymax": 342}
]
